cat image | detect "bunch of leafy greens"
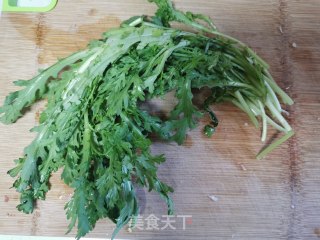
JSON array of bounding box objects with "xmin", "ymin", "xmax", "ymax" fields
[{"xmin": 0, "ymin": 0, "xmax": 293, "ymax": 238}]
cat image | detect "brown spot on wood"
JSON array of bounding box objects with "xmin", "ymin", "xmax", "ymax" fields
[
  {"xmin": 35, "ymin": 14, "xmax": 46, "ymax": 64},
  {"xmin": 4, "ymin": 195, "xmax": 9, "ymax": 202},
  {"xmin": 184, "ymin": 134, "xmax": 193, "ymax": 148},
  {"xmin": 35, "ymin": 107, "xmax": 44, "ymax": 123},
  {"xmin": 279, "ymin": 1, "xmax": 301, "ymax": 238},
  {"xmin": 8, "ymin": 14, "xmax": 121, "ymax": 64},
  {"xmin": 35, "ymin": 111, "xmax": 40, "ymax": 123},
  {"xmin": 88, "ymin": 8, "xmax": 97, "ymax": 16},
  {"xmin": 314, "ymin": 228, "xmax": 320, "ymax": 238},
  {"xmin": 31, "ymin": 209, "xmax": 40, "ymax": 235}
]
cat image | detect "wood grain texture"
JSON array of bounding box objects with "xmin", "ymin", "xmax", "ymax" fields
[{"xmin": 0, "ymin": 0, "xmax": 319, "ymax": 239}]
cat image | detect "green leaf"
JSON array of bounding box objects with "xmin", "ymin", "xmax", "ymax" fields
[
  {"xmin": 17, "ymin": 189, "xmax": 34, "ymax": 214},
  {"xmin": 0, "ymin": 50, "xmax": 90, "ymax": 124}
]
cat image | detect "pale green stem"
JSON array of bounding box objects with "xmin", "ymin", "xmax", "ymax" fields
[
  {"xmin": 258, "ymin": 100, "xmax": 267, "ymax": 142},
  {"xmin": 249, "ymin": 101, "xmax": 286, "ymax": 131},
  {"xmin": 265, "ymin": 116, "xmax": 287, "ymax": 132},
  {"xmin": 266, "ymin": 97, "xmax": 292, "ymax": 132},
  {"xmin": 129, "ymin": 17, "xmax": 144, "ymax": 27},
  {"xmin": 234, "ymin": 91, "xmax": 259, "ymax": 128},
  {"xmin": 257, "ymin": 130, "xmax": 294, "ymax": 160},
  {"xmin": 265, "ymin": 81, "xmax": 282, "ymax": 112},
  {"xmin": 264, "ymin": 71, "xmax": 294, "ymax": 105}
]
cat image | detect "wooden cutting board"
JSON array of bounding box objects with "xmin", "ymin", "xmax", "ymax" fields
[{"xmin": 1, "ymin": 0, "xmax": 320, "ymax": 239}]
